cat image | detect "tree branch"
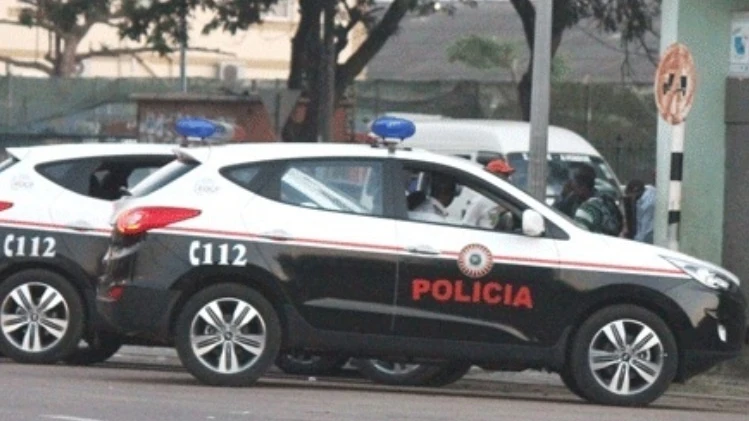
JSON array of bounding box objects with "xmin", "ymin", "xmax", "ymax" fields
[
  {"xmin": 0, "ymin": 56, "xmax": 53, "ymax": 74},
  {"xmin": 335, "ymin": 0, "xmax": 411, "ymax": 99},
  {"xmin": 77, "ymin": 45, "xmax": 236, "ymax": 61}
]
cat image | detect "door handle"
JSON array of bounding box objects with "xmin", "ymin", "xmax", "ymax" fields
[
  {"xmin": 406, "ymin": 245, "xmax": 440, "ymax": 256},
  {"xmin": 259, "ymin": 230, "xmax": 292, "ymax": 241}
]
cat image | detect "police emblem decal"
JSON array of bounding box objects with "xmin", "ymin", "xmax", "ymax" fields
[{"xmin": 457, "ymin": 244, "xmax": 493, "ymax": 278}]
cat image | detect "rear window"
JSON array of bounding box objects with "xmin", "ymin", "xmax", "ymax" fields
[{"xmin": 129, "ymin": 159, "xmax": 198, "ymax": 197}]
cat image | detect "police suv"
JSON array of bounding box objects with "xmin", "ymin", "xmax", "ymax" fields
[
  {"xmin": 97, "ymin": 117, "xmax": 746, "ymax": 406},
  {"xmin": 0, "ymin": 143, "xmax": 175, "ymax": 364}
]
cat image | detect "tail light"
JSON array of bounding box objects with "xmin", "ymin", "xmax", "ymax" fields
[
  {"xmin": 0, "ymin": 201, "xmax": 13, "ymax": 212},
  {"xmin": 116, "ymin": 206, "xmax": 201, "ymax": 236}
]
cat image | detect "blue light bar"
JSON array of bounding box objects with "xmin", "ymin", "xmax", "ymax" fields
[
  {"xmin": 175, "ymin": 117, "xmax": 217, "ymax": 139},
  {"xmin": 371, "ymin": 116, "xmax": 415, "ymax": 141}
]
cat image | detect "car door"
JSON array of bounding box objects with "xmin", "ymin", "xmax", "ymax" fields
[
  {"xmin": 392, "ymin": 159, "xmax": 566, "ymax": 347},
  {"xmin": 45, "ymin": 155, "xmax": 173, "ymax": 276},
  {"xmin": 240, "ymin": 157, "xmax": 399, "ymax": 335}
]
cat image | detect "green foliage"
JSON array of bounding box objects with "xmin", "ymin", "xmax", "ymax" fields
[
  {"xmin": 446, "ymin": 35, "xmax": 571, "ymax": 82},
  {"xmin": 446, "ymin": 35, "xmax": 518, "ymax": 70},
  {"xmin": 120, "ymin": 0, "xmax": 277, "ymax": 55}
]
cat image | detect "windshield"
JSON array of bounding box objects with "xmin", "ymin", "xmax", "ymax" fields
[{"xmin": 506, "ymin": 152, "xmax": 621, "ymax": 201}]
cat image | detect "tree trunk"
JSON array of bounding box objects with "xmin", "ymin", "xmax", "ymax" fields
[
  {"xmin": 282, "ymin": 0, "xmax": 322, "ymax": 142},
  {"xmin": 333, "ymin": 0, "xmax": 412, "ymax": 102},
  {"xmin": 511, "ymin": 0, "xmax": 566, "ymax": 120},
  {"xmin": 51, "ymin": 35, "xmax": 81, "ymax": 78}
]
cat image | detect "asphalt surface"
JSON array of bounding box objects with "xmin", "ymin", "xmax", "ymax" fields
[{"xmin": 1, "ymin": 345, "xmax": 748, "ymax": 421}]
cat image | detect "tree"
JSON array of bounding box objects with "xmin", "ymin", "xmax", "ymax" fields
[
  {"xmin": 446, "ymin": 35, "xmax": 570, "ymax": 84},
  {"xmin": 283, "ymin": 0, "xmax": 477, "ymax": 142},
  {"xmin": 509, "ymin": 0, "xmax": 660, "ymax": 120},
  {"xmin": 0, "ymin": 0, "xmax": 276, "ymax": 77}
]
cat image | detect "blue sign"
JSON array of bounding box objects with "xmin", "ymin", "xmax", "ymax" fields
[
  {"xmin": 371, "ymin": 116, "xmax": 415, "ymax": 140},
  {"xmin": 175, "ymin": 117, "xmax": 217, "ymax": 139}
]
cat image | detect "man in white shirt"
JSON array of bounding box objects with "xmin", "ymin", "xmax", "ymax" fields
[
  {"xmin": 625, "ymin": 179, "xmax": 656, "ymax": 243},
  {"xmin": 463, "ymin": 159, "xmax": 515, "ymax": 228},
  {"xmin": 408, "ymin": 173, "xmax": 458, "ymax": 223}
]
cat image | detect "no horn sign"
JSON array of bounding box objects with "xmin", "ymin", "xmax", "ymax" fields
[{"xmin": 654, "ymin": 43, "xmax": 696, "ymax": 125}]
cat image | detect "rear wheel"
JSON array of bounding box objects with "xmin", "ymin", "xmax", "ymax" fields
[
  {"xmin": 355, "ymin": 359, "xmax": 441, "ymax": 386},
  {"xmin": 425, "ymin": 362, "xmax": 472, "ymax": 387},
  {"xmin": 63, "ymin": 330, "xmax": 123, "ymax": 365},
  {"xmin": 0, "ymin": 270, "xmax": 84, "ymax": 364},
  {"xmin": 569, "ymin": 305, "xmax": 678, "ymax": 406},
  {"xmin": 175, "ymin": 283, "xmax": 281, "ymax": 387},
  {"xmin": 275, "ymin": 352, "xmax": 348, "ymax": 376}
]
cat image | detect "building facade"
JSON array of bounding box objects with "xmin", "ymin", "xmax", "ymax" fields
[{"xmin": 0, "ymin": 1, "xmax": 363, "ymax": 82}]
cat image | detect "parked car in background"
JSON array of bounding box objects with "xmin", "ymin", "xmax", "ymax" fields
[
  {"xmin": 97, "ymin": 117, "xmax": 745, "ymax": 406},
  {"xmin": 0, "ymin": 143, "xmax": 176, "ymax": 364}
]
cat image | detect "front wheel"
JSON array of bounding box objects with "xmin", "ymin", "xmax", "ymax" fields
[
  {"xmin": 569, "ymin": 305, "xmax": 678, "ymax": 406},
  {"xmin": 0, "ymin": 270, "xmax": 85, "ymax": 364},
  {"xmin": 175, "ymin": 283, "xmax": 281, "ymax": 387}
]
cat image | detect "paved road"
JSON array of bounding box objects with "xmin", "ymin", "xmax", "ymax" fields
[{"xmin": 2, "ymin": 349, "xmax": 749, "ymax": 421}]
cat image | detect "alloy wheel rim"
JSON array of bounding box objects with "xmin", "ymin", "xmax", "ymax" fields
[
  {"xmin": 370, "ymin": 360, "xmax": 422, "ymax": 376},
  {"xmin": 588, "ymin": 318, "xmax": 665, "ymax": 395},
  {"xmin": 0, "ymin": 282, "xmax": 70, "ymax": 353},
  {"xmin": 190, "ymin": 297, "xmax": 267, "ymax": 374}
]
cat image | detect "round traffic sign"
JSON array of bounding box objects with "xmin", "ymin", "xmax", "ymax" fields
[{"xmin": 654, "ymin": 43, "xmax": 696, "ymax": 125}]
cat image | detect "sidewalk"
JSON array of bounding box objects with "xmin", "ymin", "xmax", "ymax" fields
[{"xmin": 112, "ymin": 345, "xmax": 749, "ymax": 401}]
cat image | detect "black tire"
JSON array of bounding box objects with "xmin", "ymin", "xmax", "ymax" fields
[
  {"xmin": 275, "ymin": 352, "xmax": 348, "ymax": 376},
  {"xmin": 63, "ymin": 330, "xmax": 123, "ymax": 365},
  {"xmin": 559, "ymin": 366, "xmax": 586, "ymax": 400},
  {"xmin": 354, "ymin": 358, "xmax": 445, "ymax": 386},
  {"xmin": 175, "ymin": 283, "xmax": 281, "ymax": 387},
  {"xmin": 569, "ymin": 305, "xmax": 678, "ymax": 406},
  {"xmin": 425, "ymin": 362, "xmax": 472, "ymax": 387},
  {"xmin": 0, "ymin": 269, "xmax": 85, "ymax": 364}
]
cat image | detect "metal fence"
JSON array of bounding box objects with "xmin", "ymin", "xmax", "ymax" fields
[{"xmin": 0, "ymin": 76, "xmax": 657, "ymax": 184}]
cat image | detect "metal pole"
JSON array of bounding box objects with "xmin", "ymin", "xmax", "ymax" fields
[
  {"xmin": 667, "ymin": 122, "xmax": 684, "ymax": 250},
  {"xmin": 317, "ymin": 0, "xmax": 335, "ymax": 142},
  {"xmin": 179, "ymin": 1, "xmax": 188, "ymax": 92},
  {"xmin": 527, "ymin": 0, "xmax": 553, "ymax": 202}
]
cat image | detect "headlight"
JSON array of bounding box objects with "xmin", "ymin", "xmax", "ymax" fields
[{"xmin": 663, "ymin": 256, "xmax": 736, "ymax": 290}]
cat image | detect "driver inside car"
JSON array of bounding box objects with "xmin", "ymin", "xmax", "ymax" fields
[{"xmin": 408, "ymin": 173, "xmax": 459, "ymax": 223}]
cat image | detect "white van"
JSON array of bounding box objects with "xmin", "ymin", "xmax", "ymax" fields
[{"xmin": 397, "ymin": 117, "xmax": 623, "ymax": 205}]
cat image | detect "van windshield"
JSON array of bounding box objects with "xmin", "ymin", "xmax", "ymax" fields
[{"xmin": 506, "ymin": 152, "xmax": 621, "ymax": 201}]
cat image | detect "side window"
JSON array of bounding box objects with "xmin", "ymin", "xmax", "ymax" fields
[
  {"xmin": 37, "ymin": 158, "xmax": 101, "ymax": 197},
  {"xmin": 0, "ymin": 156, "xmax": 18, "ymax": 173},
  {"xmin": 36, "ymin": 156, "xmax": 174, "ymax": 200},
  {"xmin": 402, "ymin": 164, "xmax": 522, "ymax": 232},
  {"xmin": 129, "ymin": 159, "xmax": 198, "ymax": 198},
  {"xmin": 90, "ymin": 157, "xmax": 175, "ymax": 200},
  {"xmin": 276, "ymin": 160, "xmax": 384, "ymax": 216},
  {"xmin": 221, "ymin": 165, "xmax": 263, "ymax": 190}
]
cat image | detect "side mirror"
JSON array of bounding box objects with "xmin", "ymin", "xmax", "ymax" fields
[{"xmin": 522, "ymin": 209, "xmax": 545, "ymax": 237}]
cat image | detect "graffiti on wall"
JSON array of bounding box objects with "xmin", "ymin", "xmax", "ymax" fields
[{"xmin": 139, "ymin": 111, "xmax": 248, "ymax": 143}]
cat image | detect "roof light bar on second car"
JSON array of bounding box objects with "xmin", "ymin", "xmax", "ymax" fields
[{"xmin": 370, "ymin": 116, "xmax": 416, "ymax": 152}]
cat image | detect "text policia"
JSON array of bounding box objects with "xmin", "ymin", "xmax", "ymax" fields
[{"xmin": 411, "ymin": 278, "xmax": 534, "ymax": 309}]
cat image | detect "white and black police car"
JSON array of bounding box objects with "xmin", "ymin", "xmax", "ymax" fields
[
  {"xmin": 97, "ymin": 117, "xmax": 746, "ymax": 406},
  {"xmin": 0, "ymin": 143, "xmax": 175, "ymax": 364}
]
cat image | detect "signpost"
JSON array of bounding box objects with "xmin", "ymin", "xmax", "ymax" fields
[{"xmin": 654, "ymin": 43, "xmax": 696, "ymax": 250}]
